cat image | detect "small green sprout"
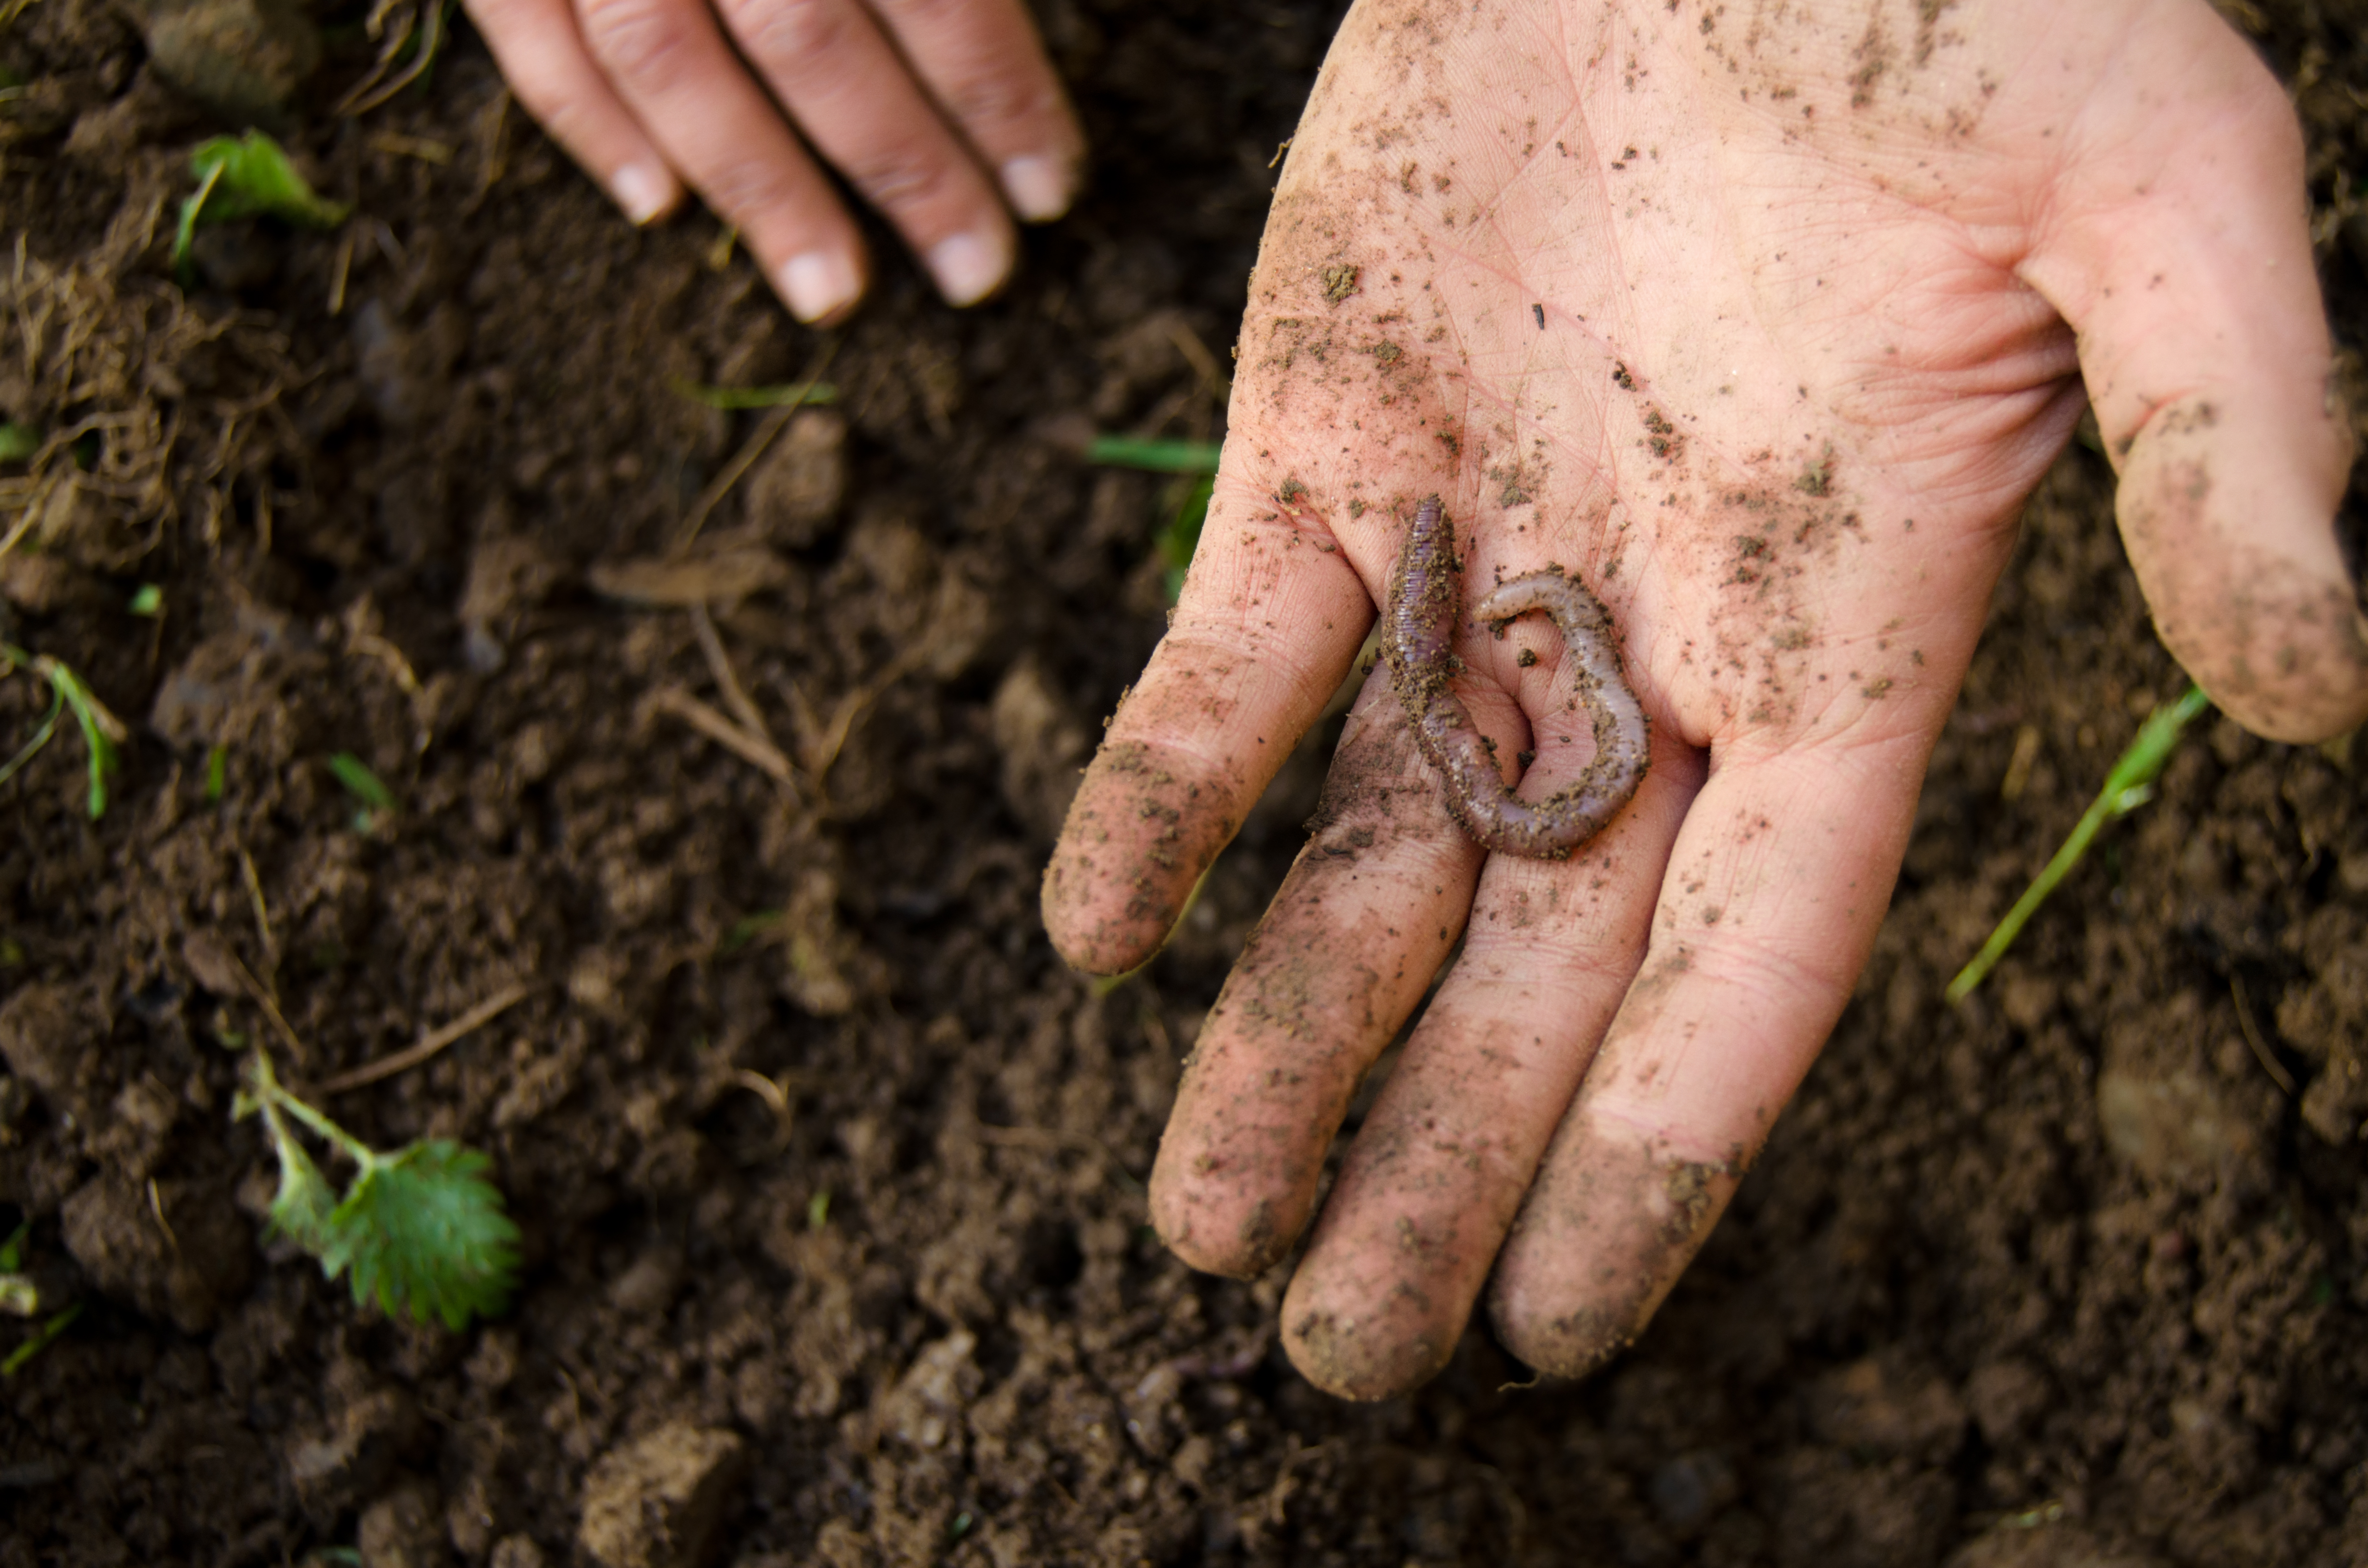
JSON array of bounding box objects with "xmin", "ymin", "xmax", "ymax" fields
[
  {"xmin": 1159, "ymin": 475, "xmax": 1214, "ymax": 603},
  {"xmin": 172, "ymin": 132, "xmax": 353, "ymax": 280},
  {"xmin": 0, "ymin": 1220, "xmax": 35, "ymax": 1316},
  {"xmin": 720, "ymin": 908, "xmax": 785, "ymax": 956},
  {"xmin": 1948, "ymin": 684, "xmax": 2211, "ymax": 1002},
  {"xmin": 0, "ymin": 422, "xmax": 37, "ymax": 463},
  {"xmin": 127, "ymin": 583, "xmax": 163, "ymax": 617},
  {"xmin": 328, "ymin": 751, "xmax": 395, "ymax": 830},
  {"xmin": 0, "ymin": 644, "xmax": 126, "ymax": 819},
  {"xmin": 670, "ymin": 379, "xmax": 841, "ymax": 410},
  {"xmin": 1085, "ymin": 435, "xmax": 1222, "ymax": 474},
  {"xmin": 234, "ymin": 1047, "xmax": 519, "ymax": 1330},
  {"xmin": 807, "ymin": 1189, "xmax": 830, "ymax": 1230},
  {"xmin": 1, "ymin": 1303, "xmax": 79, "ymax": 1377},
  {"xmin": 204, "ymin": 743, "xmax": 229, "ymax": 804},
  {"xmin": 1083, "ymin": 434, "xmax": 1222, "ymax": 604}
]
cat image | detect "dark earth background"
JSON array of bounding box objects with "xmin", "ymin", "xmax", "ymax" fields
[{"xmin": 7, "ymin": 0, "xmax": 2368, "ymax": 1563}]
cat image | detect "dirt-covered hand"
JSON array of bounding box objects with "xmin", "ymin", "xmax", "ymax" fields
[
  {"xmin": 462, "ymin": 0, "xmax": 1083, "ymax": 320},
  {"xmin": 1043, "ymin": 0, "xmax": 2368, "ymax": 1399}
]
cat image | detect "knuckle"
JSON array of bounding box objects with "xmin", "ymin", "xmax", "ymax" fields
[
  {"xmin": 939, "ymin": 70, "xmax": 1054, "ymax": 133},
  {"xmin": 574, "ymin": 0, "xmax": 696, "ymax": 89},
  {"xmin": 717, "ymin": 0, "xmax": 849, "ymax": 69},
  {"xmin": 697, "ymin": 159, "xmax": 804, "ymax": 225},
  {"xmin": 843, "ymin": 145, "xmax": 960, "ymax": 216}
]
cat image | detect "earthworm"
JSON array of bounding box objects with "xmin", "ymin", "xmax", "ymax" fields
[{"xmin": 1383, "ymin": 496, "xmax": 1650, "ymax": 859}]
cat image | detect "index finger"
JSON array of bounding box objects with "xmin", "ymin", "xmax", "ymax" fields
[{"xmin": 1041, "ymin": 480, "xmax": 1375, "ymax": 974}]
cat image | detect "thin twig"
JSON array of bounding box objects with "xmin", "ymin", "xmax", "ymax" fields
[
  {"xmin": 338, "ymin": 0, "xmax": 445, "ymax": 117},
  {"xmin": 327, "ymin": 229, "xmax": 355, "ymax": 316},
  {"xmin": 649, "ymin": 687, "xmax": 799, "ymax": 790},
  {"xmin": 311, "ymin": 980, "xmax": 538, "ymax": 1095},
  {"xmin": 222, "ymin": 946, "xmax": 310, "ymax": 1067},
  {"xmin": 674, "ymin": 339, "xmax": 838, "ymax": 552},
  {"xmin": 238, "ymin": 848, "xmax": 274, "ymax": 955},
  {"xmin": 2230, "ymin": 973, "xmax": 2296, "ymax": 1096},
  {"xmin": 147, "ymin": 1178, "xmax": 178, "ymax": 1252},
  {"xmin": 690, "ymin": 603, "xmax": 777, "ymax": 751}
]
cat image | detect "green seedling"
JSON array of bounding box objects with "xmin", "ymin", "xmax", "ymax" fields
[
  {"xmin": 1, "ymin": 1303, "xmax": 79, "ymax": 1377},
  {"xmin": 172, "ymin": 132, "xmax": 352, "ymax": 281},
  {"xmin": 0, "ymin": 1220, "xmax": 35, "ymax": 1315},
  {"xmin": 204, "ymin": 743, "xmax": 228, "ymax": 804},
  {"xmin": 0, "ymin": 644, "xmax": 126, "ymax": 819},
  {"xmin": 1085, "ymin": 435, "xmax": 1222, "ymax": 474},
  {"xmin": 127, "ymin": 584, "xmax": 162, "ymax": 617},
  {"xmin": 1948, "ymin": 684, "xmax": 2211, "ymax": 1003},
  {"xmin": 1159, "ymin": 475, "xmax": 1214, "ymax": 603},
  {"xmin": 328, "ymin": 750, "xmax": 395, "ymax": 831},
  {"xmin": 234, "ymin": 1046, "xmax": 518, "ymax": 1330},
  {"xmin": 721, "ymin": 908, "xmax": 785, "ymax": 956},
  {"xmin": 671, "ymin": 378, "xmax": 841, "ymax": 411},
  {"xmin": 0, "ymin": 422, "xmax": 37, "ymax": 463},
  {"xmin": 1084, "ymin": 434, "xmax": 1222, "ymax": 604}
]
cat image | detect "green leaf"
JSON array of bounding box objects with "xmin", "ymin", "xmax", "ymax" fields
[
  {"xmin": 0, "ymin": 1220, "xmax": 26, "ymax": 1273},
  {"xmin": 323, "ymin": 1140, "xmax": 519, "ymax": 1331},
  {"xmin": 0, "ymin": 1302, "xmax": 79, "ymax": 1377},
  {"xmin": 327, "ymin": 751, "xmax": 395, "ymax": 811},
  {"xmin": 1947, "ymin": 685, "xmax": 2211, "ymax": 1002},
  {"xmin": 0, "ymin": 422, "xmax": 37, "ymax": 463},
  {"xmin": 42, "ymin": 661, "xmax": 119, "ymax": 819},
  {"xmin": 1159, "ymin": 473, "xmax": 1213, "ymax": 603},
  {"xmin": 172, "ymin": 132, "xmax": 352, "ymax": 277},
  {"xmin": 204, "ymin": 743, "xmax": 228, "ymax": 804},
  {"xmin": 127, "ymin": 584, "xmax": 162, "ymax": 617}
]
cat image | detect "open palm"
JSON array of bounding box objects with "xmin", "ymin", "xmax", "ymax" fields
[{"xmin": 1046, "ymin": 0, "xmax": 2367, "ymax": 1399}]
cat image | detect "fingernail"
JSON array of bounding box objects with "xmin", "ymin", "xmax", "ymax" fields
[
  {"xmin": 1000, "ymin": 154, "xmax": 1075, "ymax": 222},
  {"xmin": 611, "ymin": 163, "xmax": 669, "ymax": 226},
  {"xmin": 778, "ymin": 251, "xmax": 862, "ymax": 323},
  {"xmin": 927, "ymin": 229, "xmax": 1011, "ymax": 307}
]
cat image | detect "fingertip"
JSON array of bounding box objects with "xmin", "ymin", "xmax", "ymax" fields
[
  {"xmin": 926, "ymin": 226, "xmax": 1016, "ymax": 307},
  {"xmin": 999, "ymin": 154, "xmax": 1078, "ymax": 223},
  {"xmin": 776, "ymin": 250, "xmax": 866, "ymax": 325},
  {"xmin": 1483, "ymin": 1285, "xmax": 1641, "ymax": 1383},
  {"xmin": 1487, "ymin": 1124, "xmax": 1736, "ymax": 1380},
  {"xmin": 609, "ymin": 161, "xmax": 678, "ymax": 227},
  {"xmin": 1282, "ymin": 1271, "xmax": 1461, "ymax": 1401},
  {"xmin": 1042, "ymin": 737, "xmax": 1241, "ymax": 976},
  {"xmin": 1150, "ymin": 1181, "xmax": 1292, "ymax": 1281}
]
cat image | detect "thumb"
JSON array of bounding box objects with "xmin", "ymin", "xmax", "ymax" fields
[{"xmin": 2021, "ymin": 0, "xmax": 2367, "ymax": 743}]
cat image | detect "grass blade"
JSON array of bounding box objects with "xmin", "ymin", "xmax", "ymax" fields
[
  {"xmin": 670, "ymin": 379, "xmax": 840, "ymax": 410},
  {"xmin": 1086, "ymin": 435, "xmax": 1222, "ymax": 474},
  {"xmin": 1947, "ymin": 684, "xmax": 2210, "ymax": 1003}
]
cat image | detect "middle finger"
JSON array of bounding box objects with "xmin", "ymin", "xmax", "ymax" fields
[
  {"xmin": 715, "ymin": 0, "xmax": 1020, "ymax": 304},
  {"xmin": 1278, "ymin": 706, "xmax": 1703, "ymax": 1400}
]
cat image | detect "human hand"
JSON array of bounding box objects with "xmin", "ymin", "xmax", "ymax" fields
[
  {"xmin": 462, "ymin": 0, "xmax": 1084, "ymax": 320},
  {"xmin": 1044, "ymin": 0, "xmax": 2368, "ymax": 1399}
]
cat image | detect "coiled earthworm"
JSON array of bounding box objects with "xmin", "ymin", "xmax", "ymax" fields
[{"xmin": 1382, "ymin": 496, "xmax": 1650, "ymax": 860}]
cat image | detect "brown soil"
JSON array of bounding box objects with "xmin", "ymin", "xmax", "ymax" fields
[{"xmin": 5, "ymin": 2, "xmax": 2368, "ymax": 1565}]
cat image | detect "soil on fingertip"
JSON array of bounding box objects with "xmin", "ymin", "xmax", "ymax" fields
[{"xmin": 7, "ymin": 2, "xmax": 2368, "ymax": 1566}]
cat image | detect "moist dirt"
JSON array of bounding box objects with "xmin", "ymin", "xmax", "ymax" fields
[{"xmin": 7, "ymin": 1, "xmax": 2368, "ymax": 1564}]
